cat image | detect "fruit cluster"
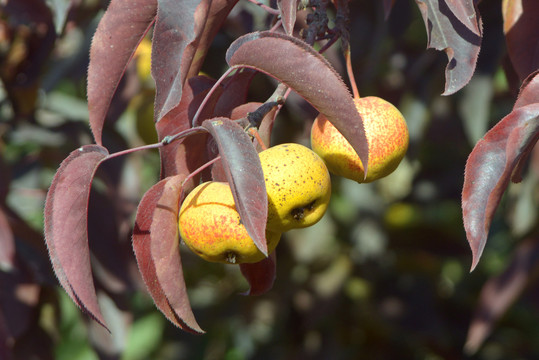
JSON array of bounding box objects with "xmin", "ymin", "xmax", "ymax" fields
[{"xmin": 178, "ymin": 96, "xmax": 409, "ymax": 265}]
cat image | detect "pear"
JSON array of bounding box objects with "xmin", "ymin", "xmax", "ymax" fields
[{"xmin": 311, "ymin": 96, "xmax": 409, "ymax": 183}]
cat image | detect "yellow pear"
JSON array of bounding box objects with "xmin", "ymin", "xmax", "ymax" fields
[
  {"xmin": 311, "ymin": 96, "xmax": 408, "ymax": 183},
  {"xmin": 178, "ymin": 181, "xmax": 280, "ymax": 264},
  {"xmin": 259, "ymin": 143, "xmax": 331, "ymax": 232}
]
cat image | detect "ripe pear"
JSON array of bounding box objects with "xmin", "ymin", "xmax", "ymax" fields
[
  {"xmin": 311, "ymin": 96, "xmax": 408, "ymax": 183},
  {"xmin": 178, "ymin": 181, "xmax": 281, "ymax": 264},
  {"xmin": 259, "ymin": 143, "xmax": 331, "ymax": 232}
]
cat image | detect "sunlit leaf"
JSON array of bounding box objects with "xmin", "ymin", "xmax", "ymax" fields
[
  {"xmin": 132, "ymin": 175, "xmax": 204, "ymax": 334},
  {"xmin": 87, "ymin": 0, "xmax": 157, "ymax": 145},
  {"xmin": 202, "ymin": 118, "xmax": 268, "ymax": 255},
  {"xmin": 415, "ymin": 0, "xmax": 482, "ymax": 95},
  {"xmin": 462, "ymin": 103, "xmax": 539, "ymax": 271},
  {"xmin": 239, "ymin": 252, "xmax": 277, "ymax": 296},
  {"xmin": 44, "ymin": 145, "xmax": 110, "ymax": 330},
  {"xmin": 152, "ymin": 0, "xmax": 211, "ymax": 123},
  {"xmin": 226, "ymin": 31, "xmax": 369, "ymax": 177},
  {"xmin": 465, "ymin": 237, "xmax": 539, "ymax": 355},
  {"xmin": 502, "ymin": 0, "xmax": 539, "ymax": 82}
]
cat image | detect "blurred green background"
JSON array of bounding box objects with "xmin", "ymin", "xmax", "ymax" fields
[{"xmin": 1, "ymin": 0, "xmax": 538, "ymax": 359}]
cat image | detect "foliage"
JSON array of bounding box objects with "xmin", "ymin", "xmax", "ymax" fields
[{"xmin": 0, "ymin": 0, "xmax": 538, "ymax": 359}]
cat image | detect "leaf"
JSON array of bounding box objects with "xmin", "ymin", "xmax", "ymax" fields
[
  {"xmin": 202, "ymin": 118, "xmax": 268, "ymax": 255},
  {"xmin": 184, "ymin": 0, "xmax": 240, "ymax": 80},
  {"xmin": 444, "ymin": 0, "xmax": 482, "ymax": 36},
  {"xmin": 152, "ymin": 0, "xmax": 211, "ymax": 123},
  {"xmin": 502, "ymin": 0, "xmax": 539, "ymax": 82},
  {"xmin": 239, "ymin": 252, "xmax": 277, "ymax": 296},
  {"xmin": 192, "ymin": 69, "xmax": 257, "ymax": 127},
  {"xmin": 462, "ymin": 103, "xmax": 539, "ymax": 271},
  {"xmin": 415, "ymin": 0, "xmax": 482, "ymax": 95},
  {"xmin": 43, "ymin": 145, "xmax": 110, "ymax": 330},
  {"xmin": 88, "ymin": 0, "xmax": 157, "ymax": 146},
  {"xmin": 277, "ymin": 0, "xmax": 298, "ymax": 35},
  {"xmin": 132, "ymin": 175, "xmax": 203, "ymax": 334},
  {"xmin": 156, "ymin": 76, "xmax": 214, "ymax": 180},
  {"xmin": 464, "ymin": 237, "xmax": 539, "ymax": 355},
  {"xmin": 226, "ymin": 31, "xmax": 369, "ymax": 177},
  {"xmin": 514, "ymin": 70, "xmax": 539, "ymax": 110},
  {"xmin": 212, "ymin": 69, "xmax": 258, "ymax": 119},
  {"xmin": 0, "ymin": 207, "xmax": 15, "ymax": 271}
]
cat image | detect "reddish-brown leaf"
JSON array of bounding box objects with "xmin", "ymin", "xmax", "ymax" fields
[
  {"xmin": 415, "ymin": 0, "xmax": 482, "ymax": 95},
  {"xmin": 0, "ymin": 207, "xmax": 15, "ymax": 271},
  {"xmin": 184, "ymin": 0, "xmax": 240, "ymax": 80},
  {"xmin": 445, "ymin": 0, "xmax": 482, "ymax": 36},
  {"xmin": 462, "ymin": 104, "xmax": 539, "ymax": 271},
  {"xmin": 239, "ymin": 252, "xmax": 277, "ymax": 296},
  {"xmin": 502, "ymin": 0, "xmax": 539, "ymax": 82},
  {"xmin": 192, "ymin": 69, "xmax": 257, "ymax": 127},
  {"xmin": 226, "ymin": 31, "xmax": 369, "ymax": 177},
  {"xmin": 212, "ymin": 69, "xmax": 258, "ymax": 120},
  {"xmin": 152, "ymin": 0, "xmax": 211, "ymax": 123},
  {"xmin": 465, "ymin": 237, "xmax": 539, "ymax": 355},
  {"xmin": 277, "ymin": 0, "xmax": 298, "ymax": 35},
  {"xmin": 132, "ymin": 175, "xmax": 203, "ymax": 334},
  {"xmin": 44, "ymin": 145, "xmax": 110, "ymax": 330},
  {"xmin": 87, "ymin": 0, "xmax": 157, "ymax": 145},
  {"xmin": 514, "ymin": 70, "xmax": 539, "ymax": 110},
  {"xmin": 157, "ymin": 76, "xmax": 215, "ymax": 181},
  {"xmin": 202, "ymin": 118, "xmax": 268, "ymax": 255}
]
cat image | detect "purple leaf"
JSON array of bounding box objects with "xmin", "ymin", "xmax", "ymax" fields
[
  {"xmin": 277, "ymin": 0, "xmax": 298, "ymax": 35},
  {"xmin": 132, "ymin": 175, "xmax": 204, "ymax": 334},
  {"xmin": 226, "ymin": 31, "xmax": 369, "ymax": 177},
  {"xmin": 152, "ymin": 0, "xmax": 211, "ymax": 123},
  {"xmin": 415, "ymin": 0, "xmax": 482, "ymax": 95},
  {"xmin": 239, "ymin": 252, "xmax": 277, "ymax": 296},
  {"xmin": 465, "ymin": 237, "xmax": 539, "ymax": 355},
  {"xmin": 0, "ymin": 207, "xmax": 15, "ymax": 271},
  {"xmin": 502, "ymin": 0, "xmax": 539, "ymax": 82},
  {"xmin": 462, "ymin": 103, "xmax": 539, "ymax": 271},
  {"xmin": 202, "ymin": 118, "xmax": 268, "ymax": 255},
  {"xmin": 87, "ymin": 0, "xmax": 157, "ymax": 145},
  {"xmin": 44, "ymin": 145, "xmax": 110, "ymax": 330}
]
